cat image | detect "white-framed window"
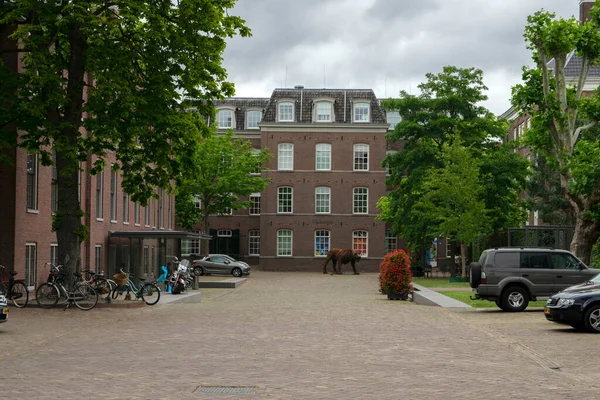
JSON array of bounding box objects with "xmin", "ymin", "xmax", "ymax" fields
[
  {"xmin": 278, "ymin": 102, "xmax": 294, "ymax": 122},
  {"xmin": 315, "ymin": 143, "xmax": 331, "ymax": 171},
  {"xmin": 246, "ymin": 110, "xmax": 262, "ymax": 129},
  {"xmin": 218, "ymin": 230, "xmax": 232, "ymax": 237},
  {"xmin": 446, "ymin": 238, "xmax": 452, "ymax": 258},
  {"xmin": 352, "ymin": 230, "xmax": 368, "ymax": 257},
  {"xmin": 143, "ymin": 245, "xmax": 149, "ymax": 273},
  {"xmin": 534, "ymin": 210, "xmax": 539, "ymax": 226},
  {"xmin": 122, "ymin": 192, "xmax": 129, "ymax": 224},
  {"xmin": 50, "ymin": 244, "xmax": 58, "ymax": 269},
  {"xmin": 248, "ymin": 230, "xmax": 260, "ymax": 256},
  {"xmin": 134, "ymin": 203, "xmax": 140, "ymax": 225},
  {"xmin": 193, "ymin": 195, "xmax": 201, "ymax": 211},
  {"xmin": 249, "ymin": 193, "xmax": 261, "ymax": 215},
  {"xmin": 315, "ymin": 230, "xmax": 330, "ymax": 257},
  {"xmin": 385, "ymin": 231, "xmax": 397, "ymax": 254},
  {"xmin": 385, "ymin": 150, "xmax": 397, "ymax": 176},
  {"xmin": 316, "ymin": 102, "xmax": 332, "ymax": 122},
  {"xmin": 95, "ymin": 171, "xmax": 103, "ymax": 219},
  {"xmin": 315, "ymin": 186, "xmax": 331, "ymax": 214},
  {"xmin": 26, "ymin": 153, "xmax": 38, "ymax": 211},
  {"xmin": 513, "ymin": 128, "xmax": 517, "ymax": 141},
  {"xmin": 94, "ymin": 245, "xmax": 102, "ymax": 274},
  {"xmin": 518, "ymin": 123, "xmax": 524, "ymax": 138},
  {"xmin": 144, "ymin": 203, "xmax": 150, "ymax": 227},
  {"xmin": 168, "ymin": 195, "xmax": 173, "ymax": 230},
  {"xmin": 353, "ymin": 102, "xmax": 370, "ymax": 122},
  {"xmin": 277, "ymin": 229, "xmax": 293, "ymax": 256},
  {"xmin": 386, "ymin": 110, "xmax": 401, "ymax": 130},
  {"xmin": 25, "ymin": 243, "xmax": 37, "ymax": 287},
  {"xmin": 278, "ymin": 143, "xmax": 294, "ymax": 170},
  {"xmin": 353, "ymin": 143, "xmax": 369, "ymax": 171},
  {"xmin": 158, "ymin": 190, "xmax": 164, "ymax": 229},
  {"xmin": 152, "ymin": 198, "xmax": 157, "ymax": 227},
  {"xmin": 51, "ymin": 151, "xmax": 58, "ymax": 213},
  {"xmin": 181, "ymin": 231, "xmax": 200, "ymax": 256},
  {"xmin": 527, "ymin": 118, "xmax": 532, "ymax": 130},
  {"xmin": 353, "ymin": 187, "xmax": 368, "ymax": 214},
  {"xmin": 277, "ymin": 186, "xmax": 293, "ymax": 214},
  {"xmin": 250, "ymin": 149, "xmax": 262, "ymax": 175},
  {"xmin": 110, "ymin": 169, "xmax": 117, "ymax": 222},
  {"xmin": 217, "ymin": 109, "xmax": 234, "ymax": 129}
]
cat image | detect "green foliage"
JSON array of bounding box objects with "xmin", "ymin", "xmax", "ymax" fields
[
  {"xmin": 379, "ymin": 249, "xmax": 412, "ymax": 296},
  {"xmin": 379, "ymin": 66, "xmax": 529, "ymax": 253},
  {"xmin": 0, "ymin": 1, "xmax": 250, "ymax": 270},
  {"xmin": 176, "ymin": 131, "xmax": 271, "ymax": 232}
]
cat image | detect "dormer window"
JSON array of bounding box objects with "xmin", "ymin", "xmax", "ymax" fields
[
  {"xmin": 353, "ymin": 102, "xmax": 370, "ymax": 122},
  {"xmin": 316, "ymin": 102, "xmax": 332, "ymax": 122},
  {"xmin": 217, "ymin": 109, "xmax": 234, "ymax": 129},
  {"xmin": 278, "ymin": 102, "xmax": 294, "ymax": 122},
  {"xmin": 247, "ymin": 110, "xmax": 262, "ymax": 129}
]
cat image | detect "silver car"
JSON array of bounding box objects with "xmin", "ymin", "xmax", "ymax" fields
[{"xmin": 191, "ymin": 254, "xmax": 250, "ymax": 277}]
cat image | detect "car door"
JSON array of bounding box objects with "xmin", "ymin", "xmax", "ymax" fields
[
  {"xmin": 208, "ymin": 256, "xmax": 230, "ymax": 275},
  {"xmin": 550, "ymin": 252, "xmax": 598, "ymax": 291},
  {"xmin": 519, "ymin": 252, "xmax": 554, "ymax": 296}
]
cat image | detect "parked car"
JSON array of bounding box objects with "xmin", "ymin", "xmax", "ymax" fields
[
  {"xmin": 470, "ymin": 247, "xmax": 597, "ymax": 312},
  {"xmin": 191, "ymin": 254, "xmax": 250, "ymax": 277},
  {"xmin": 0, "ymin": 294, "xmax": 7, "ymax": 324},
  {"xmin": 545, "ymin": 273, "xmax": 600, "ymax": 332}
]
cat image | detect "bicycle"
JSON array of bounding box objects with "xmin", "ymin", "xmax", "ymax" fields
[
  {"xmin": 0, "ymin": 265, "xmax": 29, "ymax": 308},
  {"xmin": 79, "ymin": 270, "xmax": 113, "ymax": 299},
  {"xmin": 36, "ymin": 263, "xmax": 99, "ymax": 310},
  {"xmin": 111, "ymin": 269, "xmax": 161, "ymax": 306}
]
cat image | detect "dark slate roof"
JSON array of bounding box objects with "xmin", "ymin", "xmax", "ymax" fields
[
  {"xmin": 213, "ymin": 98, "xmax": 269, "ymax": 131},
  {"xmin": 260, "ymin": 88, "xmax": 387, "ymax": 124},
  {"xmin": 548, "ymin": 51, "xmax": 600, "ymax": 77}
]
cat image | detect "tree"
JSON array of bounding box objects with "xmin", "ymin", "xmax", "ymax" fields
[
  {"xmin": 411, "ymin": 139, "xmax": 489, "ymax": 278},
  {"xmin": 176, "ymin": 131, "xmax": 271, "ymax": 233},
  {"xmin": 512, "ymin": 4, "xmax": 600, "ymax": 263},
  {"xmin": 0, "ymin": 1, "xmax": 250, "ymax": 275},
  {"xmin": 380, "ymin": 66, "xmax": 529, "ymax": 263}
]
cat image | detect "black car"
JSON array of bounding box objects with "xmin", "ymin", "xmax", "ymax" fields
[{"xmin": 544, "ymin": 273, "xmax": 600, "ymax": 333}]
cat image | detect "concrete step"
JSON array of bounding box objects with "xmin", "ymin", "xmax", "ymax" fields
[
  {"xmin": 196, "ymin": 278, "xmax": 247, "ymax": 289},
  {"xmin": 412, "ymin": 283, "xmax": 471, "ymax": 308}
]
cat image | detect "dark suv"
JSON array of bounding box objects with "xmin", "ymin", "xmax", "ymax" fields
[{"xmin": 470, "ymin": 248, "xmax": 598, "ymax": 312}]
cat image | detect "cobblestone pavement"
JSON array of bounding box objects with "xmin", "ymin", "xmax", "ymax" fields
[{"xmin": 1, "ymin": 271, "xmax": 598, "ymax": 400}]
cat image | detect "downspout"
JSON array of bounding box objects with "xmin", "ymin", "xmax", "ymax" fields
[{"xmin": 344, "ymin": 91, "xmax": 347, "ymax": 122}]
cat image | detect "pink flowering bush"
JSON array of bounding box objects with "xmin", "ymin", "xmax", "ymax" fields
[{"xmin": 379, "ymin": 249, "xmax": 412, "ymax": 296}]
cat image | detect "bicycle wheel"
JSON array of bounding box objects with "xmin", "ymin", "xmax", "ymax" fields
[
  {"xmin": 73, "ymin": 284, "xmax": 98, "ymax": 310},
  {"xmin": 10, "ymin": 280, "xmax": 29, "ymax": 308},
  {"xmin": 92, "ymin": 278, "xmax": 111, "ymax": 296},
  {"xmin": 111, "ymin": 285, "xmax": 127, "ymax": 300},
  {"xmin": 141, "ymin": 283, "xmax": 161, "ymax": 306},
  {"xmin": 36, "ymin": 283, "xmax": 59, "ymax": 309}
]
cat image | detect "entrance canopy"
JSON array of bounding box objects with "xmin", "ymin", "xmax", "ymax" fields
[{"xmin": 108, "ymin": 230, "xmax": 212, "ymax": 240}]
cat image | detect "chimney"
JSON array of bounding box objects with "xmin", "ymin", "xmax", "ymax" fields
[{"xmin": 580, "ymin": 0, "xmax": 595, "ymax": 24}]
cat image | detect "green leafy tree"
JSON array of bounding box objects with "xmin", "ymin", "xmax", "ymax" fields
[
  {"xmin": 412, "ymin": 139, "xmax": 489, "ymax": 278},
  {"xmin": 380, "ymin": 66, "xmax": 529, "ymax": 263},
  {"xmin": 176, "ymin": 131, "xmax": 271, "ymax": 233},
  {"xmin": 512, "ymin": 4, "xmax": 600, "ymax": 263},
  {"xmin": 0, "ymin": 1, "xmax": 250, "ymax": 274}
]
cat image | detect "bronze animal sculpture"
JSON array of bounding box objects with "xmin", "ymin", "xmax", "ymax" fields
[{"xmin": 322, "ymin": 248, "xmax": 361, "ymax": 275}]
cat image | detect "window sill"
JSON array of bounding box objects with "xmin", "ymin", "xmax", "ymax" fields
[
  {"xmin": 26, "ymin": 209, "xmax": 39, "ymax": 214},
  {"xmin": 96, "ymin": 218, "xmax": 104, "ymax": 222},
  {"xmin": 110, "ymin": 220, "xmax": 117, "ymax": 224},
  {"xmin": 123, "ymin": 222, "xmax": 129, "ymax": 225},
  {"xmin": 144, "ymin": 225, "xmax": 150, "ymax": 228},
  {"xmin": 134, "ymin": 223, "xmax": 141, "ymax": 227}
]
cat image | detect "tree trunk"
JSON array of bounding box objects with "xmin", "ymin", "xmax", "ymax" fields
[
  {"xmin": 570, "ymin": 212, "xmax": 600, "ymax": 265},
  {"xmin": 460, "ymin": 241, "xmax": 467, "ymax": 278},
  {"xmin": 54, "ymin": 21, "xmax": 87, "ymax": 284}
]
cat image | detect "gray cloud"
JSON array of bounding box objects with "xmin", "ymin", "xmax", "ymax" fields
[{"xmin": 223, "ymin": 0, "xmax": 578, "ymax": 114}]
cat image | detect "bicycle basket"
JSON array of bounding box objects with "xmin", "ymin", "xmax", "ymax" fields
[{"xmin": 113, "ymin": 272, "xmax": 128, "ymax": 286}]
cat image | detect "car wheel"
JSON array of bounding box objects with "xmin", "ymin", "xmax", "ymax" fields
[
  {"xmin": 500, "ymin": 286, "xmax": 529, "ymax": 312},
  {"xmin": 193, "ymin": 266, "xmax": 204, "ymax": 276},
  {"xmin": 583, "ymin": 305, "xmax": 600, "ymax": 333},
  {"xmin": 469, "ymin": 263, "xmax": 481, "ymax": 288},
  {"xmin": 232, "ymin": 267, "xmax": 242, "ymax": 277}
]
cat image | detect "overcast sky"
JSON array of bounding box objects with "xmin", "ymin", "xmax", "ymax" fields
[{"xmin": 222, "ymin": 0, "xmax": 578, "ymax": 116}]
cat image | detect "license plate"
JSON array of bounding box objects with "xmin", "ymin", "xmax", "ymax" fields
[
  {"xmin": 2, "ymin": 307, "xmax": 7, "ymax": 314},
  {"xmin": 544, "ymin": 308, "xmax": 550, "ymax": 315}
]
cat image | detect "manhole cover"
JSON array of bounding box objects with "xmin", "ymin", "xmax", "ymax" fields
[{"xmin": 196, "ymin": 386, "xmax": 258, "ymax": 394}]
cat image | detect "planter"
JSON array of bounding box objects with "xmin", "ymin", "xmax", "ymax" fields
[
  {"xmin": 387, "ymin": 292, "xmax": 409, "ymax": 300},
  {"xmin": 448, "ymin": 277, "xmax": 469, "ymax": 282}
]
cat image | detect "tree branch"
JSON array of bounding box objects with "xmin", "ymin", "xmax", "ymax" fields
[{"xmin": 572, "ymin": 121, "xmax": 596, "ymax": 147}]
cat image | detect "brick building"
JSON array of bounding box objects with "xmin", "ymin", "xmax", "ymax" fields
[
  {"xmin": 191, "ymin": 86, "xmax": 408, "ymax": 272},
  {"xmin": 0, "ymin": 25, "xmax": 198, "ymax": 288}
]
